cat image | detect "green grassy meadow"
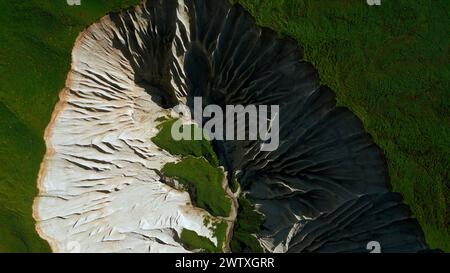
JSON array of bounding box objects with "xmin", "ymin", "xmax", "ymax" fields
[
  {"xmin": 0, "ymin": 0, "xmax": 448, "ymax": 252},
  {"xmin": 162, "ymin": 157, "xmax": 231, "ymax": 218},
  {"xmin": 230, "ymin": 197, "xmax": 264, "ymax": 253},
  {"xmin": 180, "ymin": 228, "xmax": 219, "ymax": 253},
  {"xmin": 152, "ymin": 119, "xmax": 219, "ymax": 167},
  {"xmin": 180, "ymin": 219, "xmax": 228, "ymax": 252},
  {"xmin": 153, "ymin": 119, "xmax": 231, "ymax": 218}
]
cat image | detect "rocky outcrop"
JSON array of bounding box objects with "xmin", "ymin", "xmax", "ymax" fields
[
  {"xmin": 34, "ymin": 0, "xmax": 428, "ymax": 252},
  {"xmin": 33, "ymin": 10, "xmax": 217, "ymax": 252}
]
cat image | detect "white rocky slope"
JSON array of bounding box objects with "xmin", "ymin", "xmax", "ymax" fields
[{"xmin": 33, "ymin": 13, "xmax": 216, "ymax": 253}]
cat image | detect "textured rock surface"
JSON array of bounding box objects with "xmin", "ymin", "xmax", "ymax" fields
[
  {"xmin": 33, "ymin": 12, "xmax": 216, "ymax": 253},
  {"xmin": 34, "ymin": 0, "xmax": 428, "ymax": 252}
]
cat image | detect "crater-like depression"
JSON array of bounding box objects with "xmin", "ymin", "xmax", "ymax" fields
[{"xmin": 34, "ymin": 0, "xmax": 428, "ymax": 253}]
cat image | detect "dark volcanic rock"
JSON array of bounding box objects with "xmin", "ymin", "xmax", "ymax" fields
[{"xmin": 109, "ymin": 0, "xmax": 428, "ymax": 252}]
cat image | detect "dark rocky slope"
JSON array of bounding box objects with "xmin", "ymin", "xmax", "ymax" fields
[{"xmin": 109, "ymin": 0, "xmax": 428, "ymax": 252}]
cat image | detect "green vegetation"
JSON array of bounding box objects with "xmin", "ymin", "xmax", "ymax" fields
[
  {"xmin": 235, "ymin": 0, "xmax": 450, "ymax": 251},
  {"xmin": 0, "ymin": 103, "xmax": 48, "ymax": 252},
  {"xmin": 0, "ymin": 0, "xmax": 140, "ymax": 252},
  {"xmin": 154, "ymin": 118, "xmax": 230, "ymax": 217},
  {"xmin": 229, "ymin": 177, "xmax": 240, "ymax": 193},
  {"xmin": 152, "ymin": 119, "xmax": 219, "ymax": 166},
  {"xmin": 163, "ymin": 157, "xmax": 231, "ymax": 217},
  {"xmin": 180, "ymin": 222, "xmax": 228, "ymax": 253},
  {"xmin": 211, "ymin": 220, "xmax": 228, "ymax": 251},
  {"xmin": 180, "ymin": 228, "xmax": 218, "ymax": 253},
  {"xmin": 153, "ymin": 119, "xmax": 230, "ymax": 252},
  {"xmin": 230, "ymin": 197, "xmax": 264, "ymax": 253}
]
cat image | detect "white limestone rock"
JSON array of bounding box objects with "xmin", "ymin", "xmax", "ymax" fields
[{"xmin": 33, "ymin": 14, "xmax": 215, "ymax": 253}]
